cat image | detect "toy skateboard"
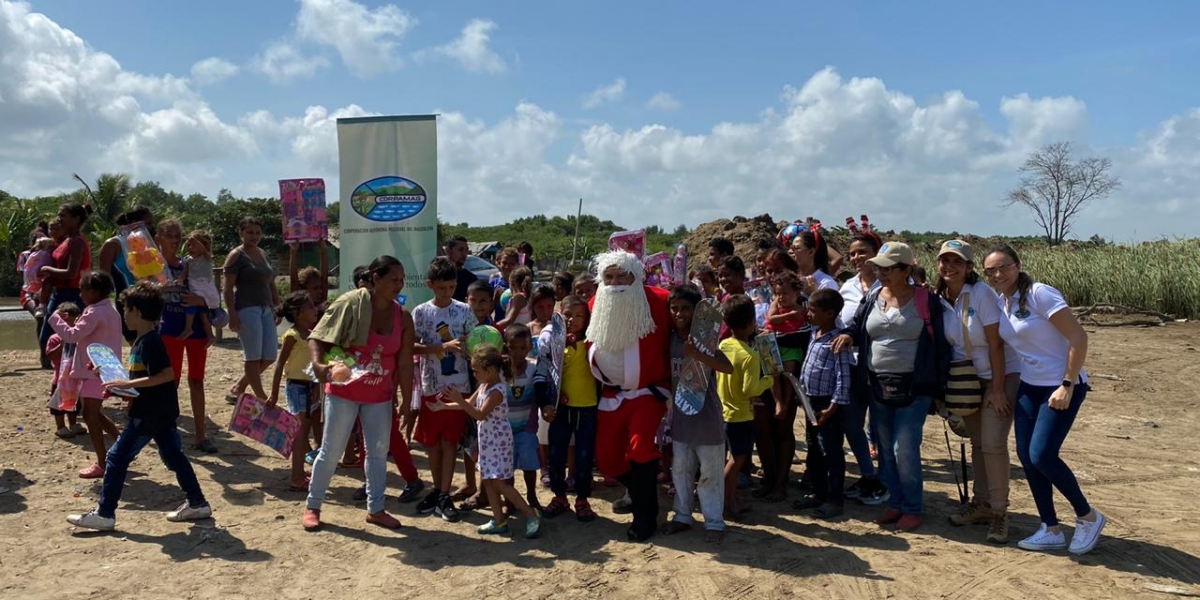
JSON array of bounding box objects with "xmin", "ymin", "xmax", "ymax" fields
[
  {"xmin": 86, "ymin": 343, "xmax": 138, "ymax": 398},
  {"xmin": 674, "ymin": 298, "xmax": 722, "ymax": 416}
]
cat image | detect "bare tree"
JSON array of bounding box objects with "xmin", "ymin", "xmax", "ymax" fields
[{"xmin": 1006, "ymin": 142, "xmax": 1121, "ymax": 246}]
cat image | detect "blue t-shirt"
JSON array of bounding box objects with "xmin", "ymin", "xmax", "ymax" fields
[{"xmin": 506, "ymin": 359, "xmax": 539, "ymax": 433}]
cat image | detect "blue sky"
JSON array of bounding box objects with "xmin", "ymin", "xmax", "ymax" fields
[{"xmin": 4, "ymin": 0, "xmax": 1200, "ymax": 239}]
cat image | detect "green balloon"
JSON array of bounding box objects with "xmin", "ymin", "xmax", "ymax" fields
[{"xmin": 466, "ymin": 325, "xmax": 503, "ymax": 354}]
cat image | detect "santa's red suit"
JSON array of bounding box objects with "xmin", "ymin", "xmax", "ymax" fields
[{"xmin": 588, "ymin": 285, "xmax": 672, "ymax": 540}]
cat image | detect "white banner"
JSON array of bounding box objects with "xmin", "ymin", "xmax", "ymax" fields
[{"xmin": 336, "ymin": 115, "xmax": 438, "ymax": 307}]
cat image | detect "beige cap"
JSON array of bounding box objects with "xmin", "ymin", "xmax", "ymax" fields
[
  {"xmin": 868, "ymin": 242, "xmax": 914, "ymax": 268},
  {"xmin": 938, "ymin": 239, "xmax": 974, "ymax": 262}
]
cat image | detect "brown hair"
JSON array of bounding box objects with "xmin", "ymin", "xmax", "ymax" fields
[
  {"xmin": 471, "ymin": 345, "xmax": 512, "ymax": 382},
  {"xmin": 185, "ymin": 230, "xmax": 213, "ymax": 261},
  {"xmin": 987, "ymin": 243, "xmax": 1034, "ymax": 315}
]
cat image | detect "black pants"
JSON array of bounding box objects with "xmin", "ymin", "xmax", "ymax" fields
[{"xmin": 805, "ymin": 396, "xmax": 846, "ymax": 505}]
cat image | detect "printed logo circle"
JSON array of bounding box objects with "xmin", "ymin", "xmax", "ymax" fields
[{"xmin": 350, "ymin": 176, "xmax": 428, "ymax": 222}]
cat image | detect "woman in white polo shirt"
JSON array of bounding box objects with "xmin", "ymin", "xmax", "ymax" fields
[
  {"xmin": 935, "ymin": 240, "xmax": 1021, "ymax": 544},
  {"xmin": 983, "ymin": 244, "xmax": 1105, "ymax": 555}
]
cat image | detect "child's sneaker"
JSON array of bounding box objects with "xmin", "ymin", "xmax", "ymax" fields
[
  {"xmin": 397, "ymin": 480, "xmax": 425, "ymax": 503},
  {"xmin": 859, "ymin": 479, "xmax": 890, "ymax": 506},
  {"xmin": 70, "ymin": 422, "xmax": 87, "ymax": 435},
  {"xmin": 55, "ymin": 427, "xmax": 75, "ymax": 439},
  {"xmin": 304, "ymin": 449, "xmax": 320, "ymax": 465},
  {"xmin": 1069, "ymin": 510, "xmax": 1106, "ymax": 555},
  {"xmin": 1018, "ymin": 523, "xmax": 1067, "ymax": 552},
  {"xmin": 166, "ymin": 501, "xmax": 212, "ymax": 522},
  {"xmin": 78, "ymin": 463, "xmax": 105, "ymax": 479},
  {"xmin": 415, "ymin": 490, "xmax": 439, "ymax": 514},
  {"xmin": 611, "ymin": 493, "xmax": 633, "ymax": 514},
  {"xmin": 478, "ymin": 519, "xmax": 509, "ymax": 535},
  {"xmin": 67, "ymin": 509, "xmax": 115, "ymax": 531},
  {"xmin": 33, "ymin": 306, "xmax": 46, "ymax": 318},
  {"xmin": 435, "ymin": 494, "xmax": 460, "ymax": 523}
]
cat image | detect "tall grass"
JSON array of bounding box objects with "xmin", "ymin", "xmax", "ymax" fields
[{"xmin": 917, "ymin": 240, "xmax": 1200, "ymax": 319}]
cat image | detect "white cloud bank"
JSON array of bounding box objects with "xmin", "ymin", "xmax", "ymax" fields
[{"xmin": 1, "ymin": 1, "xmax": 1197, "ymax": 240}]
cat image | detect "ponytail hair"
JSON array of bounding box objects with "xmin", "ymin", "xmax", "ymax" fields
[
  {"xmin": 793, "ymin": 229, "xmax": 830, "ymax": 274},
  {"xmin": 470, "ymin": 345, "xmax": 511, "ymax": 383},
  {"xmin": 60, "ymin": 202, "xmax": 93, "ymax": 227},
  {"xmin": 987, "ymin": 243, "xmax": 1034, "ymax": 314}
]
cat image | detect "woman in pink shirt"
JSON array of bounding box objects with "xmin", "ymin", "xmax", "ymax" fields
[
  {"xmin": 303, "ymin": 255, "xmax": 415, "ymax": 531},
  {"xmin": 49, "ymin": 271, "xmax": 124, "ymax": 479}
]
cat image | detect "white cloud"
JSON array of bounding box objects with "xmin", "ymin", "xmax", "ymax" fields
[
  {"xmin": 647, "ymin": 92, "xmax": 681, "ymax": 111},
  {"xmin": 421, "ymin": 18, "xmax": 506, "ymax": 74},
  {"xmin": 583, "ymin": 77, "xmax": 626, "ymax": 109},
  {"xmin": 2, "ymin": 1, "xmax": 1198, "ymax": 241},
  {"xmin": 249, "ymin": 41, "xmax": 330, "ymax": 84},
  {"xmin": 189, "ymin": 57, "xmax": 239, "ymax": 86},
  {"xmin": 295, "ymin": 0, "xmax": 415, "ymax": 77}
]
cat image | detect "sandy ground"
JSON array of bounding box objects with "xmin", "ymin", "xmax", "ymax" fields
[{"xmin": 1, "ymin": 324, "xmax": 1199, "ymax": 600}]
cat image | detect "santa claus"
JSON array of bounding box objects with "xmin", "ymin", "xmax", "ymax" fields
[{"xmin": 587, "ymin": 250, "xmax": 672, "ymax": 542}]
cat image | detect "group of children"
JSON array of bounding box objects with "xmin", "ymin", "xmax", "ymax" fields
[{"xmin": 51, "ymin": 230, "xmax": 864, "ymax": 542}]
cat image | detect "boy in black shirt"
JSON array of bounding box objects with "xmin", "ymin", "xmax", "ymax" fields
[{"xmin": 68, "ymin": 282, "xmax": 212, "ymax": 531}]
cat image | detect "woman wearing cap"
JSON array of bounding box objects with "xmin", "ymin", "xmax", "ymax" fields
[
  {"xmin": 935, "ymin": 240, "xmax": 1021, "ymax": 544},
  {"xmin": 834, "ymin": 241, "xmax": 949, "ymax": 532},
  {"xmin": 982, "ymin": 244, "xmax": 1104, "ymax": 555},
  {"xmin": 838, "ymin": 231, "xmax": 889, "ymax": 505}
]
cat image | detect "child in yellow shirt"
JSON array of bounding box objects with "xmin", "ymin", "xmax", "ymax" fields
[{"xmin": 717, "ymin": 294, "xmax": 774, "ymax": 520}]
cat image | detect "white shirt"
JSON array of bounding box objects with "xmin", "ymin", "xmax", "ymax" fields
[
  {"xmin": 996, "ymin": 282, "xmax": 1087, "ymax": 387},
  {"xmin": 838, "ymin": 274, "xmax": 879, "ymax": 329},
  {"xmin": 413, "ymin": 300, "xmax": 477, "ymax": 394},
  {"xmin": 940, "ymin": 282, "xmax": 1021, "ymax": 380}
]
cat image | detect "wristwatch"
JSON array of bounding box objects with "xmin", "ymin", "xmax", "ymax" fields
[{"xmin": 1061, "ymin": 379, "xmax": 1074, "ymax": 389}]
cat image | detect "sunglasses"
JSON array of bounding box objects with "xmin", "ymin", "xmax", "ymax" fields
[{"xmin": 983, "ymin": 262, "xmax": 1016, "ymax": 277}]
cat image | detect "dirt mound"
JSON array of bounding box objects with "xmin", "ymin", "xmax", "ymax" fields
[{"xmin": 681, "ymin": 214, "xmax": 785, "ymax": 273}]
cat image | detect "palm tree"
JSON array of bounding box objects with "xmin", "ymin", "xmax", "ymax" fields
[{"xmin": 72, "ymin": 172, "xmax": 132, "ymax": 225}]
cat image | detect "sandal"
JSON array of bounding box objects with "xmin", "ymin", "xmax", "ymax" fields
[
  {"xmin": 813, "ymin": 503, "xmax": 844, "ymax": 519},
  {"xmin": 543, "ymin": 496, "xmax": 570, "ymax": 518},
  {"xmin": 459, "ymin": 494, "xmax": 489, "ymax": 512},
  {"xmin": 659, "ymin": 521, "xmax": 691, "ymax": 535},
  {"xmin": 478, "ymin": 519, "xmax": 509, "ymax": 535},
  {"xmin": 525, "ymin": 515, "xmax": 542, "ymax": 539},
  {"xmin": 575, "ymin": 499, "xmax": 597, "ymax": 522}
]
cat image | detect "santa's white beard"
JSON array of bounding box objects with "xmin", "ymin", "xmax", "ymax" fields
[{"xmin": 587, "ymin": 284, "xmax": 655, "ymax": 353}]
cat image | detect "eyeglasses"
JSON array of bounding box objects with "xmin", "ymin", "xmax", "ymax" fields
[{"xmin": 983, "ymin": 262, "xmax": 1016, "ymax": 277}]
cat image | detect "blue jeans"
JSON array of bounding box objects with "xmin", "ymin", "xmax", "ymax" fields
[
  {"xmin": 1014, "ymin": 382, "xmax": 1092, "ymax": 527},
  {"xmin": 99, "ymin": 417, "xmax": 207, "ymax": 518},
  {"xmin": 671, "ymin": 441, "xmax": 726, "ymax": 531},
  {"xmin": 548, "ymin": 405, "xmax": 597, "ymax": 500},
  {"xmin": 844, "ymin": 371, "xmax": 877, "ymax": 478},
  {"xmin": 871, "ymin": 395, "xmax": 932, "ymax": 514},
  {"xmin": 39, "ymin": 288, "xmax": 82, "ymax": 352},
  {"xmin": 307, "ymin": 394, "xmax": 392, "ymax": 514},
  {"xmin": 236, "ymin": 305, "xmax": 278, "ymax": 362}
]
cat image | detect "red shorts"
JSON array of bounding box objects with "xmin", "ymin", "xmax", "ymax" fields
[
  {"xmin": 414, "ymin": 394, "xmax": 468, "ymax": 448},
  {"xmin": 164, "ymin": 336, "xmax": 209, "ymax": 382}
]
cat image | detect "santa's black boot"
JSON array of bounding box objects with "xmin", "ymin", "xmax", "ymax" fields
[{"xmin": 626, "ymin": 459, "xmax": 660, "ymax": 542}]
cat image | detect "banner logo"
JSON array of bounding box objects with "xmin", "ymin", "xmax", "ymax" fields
[{"xmin": 350, "ymin": 175, "xmax": 428, "ymax": 222}]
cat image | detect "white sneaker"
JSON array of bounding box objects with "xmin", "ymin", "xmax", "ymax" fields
[
  {"xmin": 166, "ymin": 501, "xmax": 213, "ymax": 522},
  {"xmin": 1069, "ymin": 510, "xmax": 1106, "ymax": 555},
  {"xmin": 1017, "ymin": 523, "xmax": 1067, "ymax": 551},
  {"xmin": 67, "ymin": 510, "xmax": 115, "ymax": 531}
]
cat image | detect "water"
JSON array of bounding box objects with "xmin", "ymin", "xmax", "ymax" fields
[{"xmin": 0, "ymin": 299, "xmax": 40, "ymax": 351}]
